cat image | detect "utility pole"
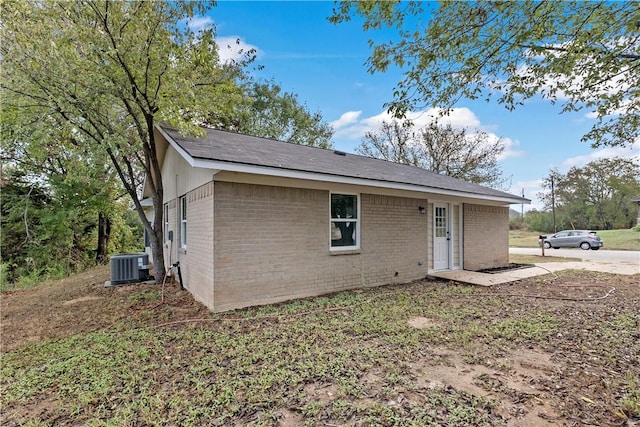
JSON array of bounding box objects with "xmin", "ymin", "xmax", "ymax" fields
[
  {"xmin": 521, "ymin": 188, "xmax": 524, "ymax": 222},
  {"xmin": 551, "ymin": 174, "xmax": 557, "ymax": 233}
]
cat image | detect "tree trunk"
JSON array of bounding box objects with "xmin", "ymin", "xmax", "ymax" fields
[
  {"xmin": 148, "ymin": 205, "xmax": 166, "ymax": 284},
  {"xmin": 95, "ymin": 211, "xmax": 111, "ymax": 264}
]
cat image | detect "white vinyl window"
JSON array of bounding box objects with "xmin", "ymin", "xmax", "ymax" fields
[
  {"xmin": 330, "ymin": 193, "xmax": 359, "ymax": 250},
  {"xmin": 179, "ymin": 196, "xmax": 187, "ymax": 248}
]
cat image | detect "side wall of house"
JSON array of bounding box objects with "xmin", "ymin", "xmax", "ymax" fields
[
  {"xmin": 212, "ymin": 182, "xmax": 429, "ymax": 312},
  {"xmin": 160, "ymin": 144, "xmax": 215, "ymax": 309},
  {"xmin": 176, "ymin": 181, "xmax": 215, "ymax": 309},
  {"xmin": 361, "ymin": 193, "xmax": 429, "ymax": 285},
  {"xmin": 463, "ymin": 203, "xmax": 509, "ymax": 270}
]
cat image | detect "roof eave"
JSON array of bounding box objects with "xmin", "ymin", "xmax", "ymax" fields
[
  {"xmin": 157, "ymin": 125, "xmax": 530, "ymax": 206},
  {"xmin": 192, "ymin": 157, "xmax": 529, "ymax": 205}
]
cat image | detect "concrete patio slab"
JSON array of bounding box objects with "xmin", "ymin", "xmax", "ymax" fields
[{"xmin": 429, "ymin": 261, "xmax": 639, "ymax": 287}]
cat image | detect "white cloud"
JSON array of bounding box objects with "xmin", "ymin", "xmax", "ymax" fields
[
  {"xmin": 215, "ymin": 36, "xmax": 261, "ymax": 63},
  {"xmin": 521, "ymin": 136, "xmax": 640, "ymax": 212},
  {"xmin": 496, "ymin": 40, "xmax": 635, "ymax": 111},
  {"xmin": 186, "ymin": 16, "xmax": 214, "ymax": 32},
  {"xmin": 331, "ymin": 107, "xmax": 523, "ymax": 160},
  {"xmin": 331, "ymin": 107, "xmax": 482, "ymax": 139},
  {"xmin": 584, "ymin": 99, "xmax": 635, "ymax": 120},
  {"xmin": 330, "ymin": 111, "xmax": 362, "ymax": 128},
  {"xmin": 562, "ymin": 137, "xmax": 639, "ymax": 168},
  {"xmin": 421, "ymin": 107, "xmax": 481, "ymax": 128},
  {"xmin": 483, "ymin": 134, "xmax": 524, "ymax": 161}
]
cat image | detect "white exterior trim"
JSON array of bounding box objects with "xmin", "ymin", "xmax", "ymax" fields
[
  {"xmin": 458, "ymin": 203, "xmax": 464, "ymax": 270},
  {"xmin": 158, "ymin": 126, "xmax": 525, "ymax": 205},
  {"xmin": 329, "ymin": 192, "xmax": 361, "ymax": 251},
  {"xmin": 433, "ymin": 202, "xmax": 451, "ymax": 271}
]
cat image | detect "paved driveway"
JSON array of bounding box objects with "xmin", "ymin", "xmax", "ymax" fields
[
  {"xmin": 430, "ymin": 248, "xmax": 639, "ymax": 287},
  {"xmin": 510, "ymin": 247, "xmax": 640, "ymax": 263},
  {"xmin": 510, "ymin": 247, "xmax": 640, "ymax": 275}
]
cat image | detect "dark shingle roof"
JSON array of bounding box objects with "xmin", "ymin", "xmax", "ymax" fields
[{"xmin": 159, "ymin": 125, "xmax": 528, "ymax": 203}]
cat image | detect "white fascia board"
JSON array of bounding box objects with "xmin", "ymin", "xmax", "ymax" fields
[
  {"xmin": 157, "ymin": 125, "xmax": 527, "ymax": 205},
  {"xmin": 157, "ymin": 126, "xmax": 198, "ymax": 167},
  {"xmin": 193, "ymin": 158, "xmax": 526, "ymax": 205}
]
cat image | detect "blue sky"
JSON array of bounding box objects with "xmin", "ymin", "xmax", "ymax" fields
[{"xmin": 191, "ymin": 1, "xmax": 639, "ymax": 211}]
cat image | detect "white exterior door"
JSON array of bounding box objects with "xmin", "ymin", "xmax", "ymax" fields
[{"xmin": 434, "ymin": 203, "xmax": 450, "ymax": 270}]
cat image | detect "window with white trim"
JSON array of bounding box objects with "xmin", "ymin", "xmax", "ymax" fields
[
  {"xmin": 179, "ymin": 195, "xmax": 187, "ymax": 248},
  {"xmin": 330, "ymin": 193, "xmax": 359, "ymax": 249}
]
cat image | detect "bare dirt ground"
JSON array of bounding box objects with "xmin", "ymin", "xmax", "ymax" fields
[
  {"xmin": 2, "ymin": 266, "xmax": 639, "ymax": 426},
  {"xmin": 1, "ymin": 266, "xmax": 210, "ymax": 353}
]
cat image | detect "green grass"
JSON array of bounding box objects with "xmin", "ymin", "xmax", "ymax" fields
[
  {"xmin": 597, "ymin": 229, "xmax": 640, "ymax": 250},
  {"xmin": 509, "ymin": 229, "xmax": 544, "ymax": 248},
  {"xmin": 509, "ymin": 228, "xmax": 640, "ymax": 250},
  {"xmin": 2, "ymin": 275, "xmax": 639, "ymax": 426},
  {"xmin": 0, "ymin": 285, "xmax": 548, "ymax": 426},
  {"xmin": 0, "ymin": 287, "xmax": 508, "ymax": 426}
]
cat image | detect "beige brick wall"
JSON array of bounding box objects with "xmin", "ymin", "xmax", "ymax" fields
[
  {"xmin": 452, "ymin": 204, "xmax": 461, "ymax": 268},
  {"xmin": 463, "ymin": 203, "xmax": 509, "ymax": 270},
  {"xmin": 212, "ymin": 182, "xmax": 429, "ymax": 312},
  {"xmin": 360, "ymin": 194, "xmax": 429, "ymax": 286},
  {"xmin": 176, "ymin": 182, "xmax": 215, "ymax": 309}
]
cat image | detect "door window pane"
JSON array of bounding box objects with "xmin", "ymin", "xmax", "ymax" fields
[{"xmin": 435, "ymin": 206, "xmax": 447, "ymax": 238}]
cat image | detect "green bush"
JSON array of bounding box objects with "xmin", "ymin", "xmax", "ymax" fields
[
  {"xmin": 524, "ymin": 210, "xmax": 554, "ymax": 233},
  {"xmin": 509, "ymin": 216, "xmax": 526, "ymax": 230}
]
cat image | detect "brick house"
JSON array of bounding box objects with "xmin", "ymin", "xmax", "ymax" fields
[{"xmin": 143, "ymin": 125, "xmax": 529, "ymax": 312}]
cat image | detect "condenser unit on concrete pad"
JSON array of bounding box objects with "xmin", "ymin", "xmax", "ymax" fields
[{"xmin": 109, "ymin": 253, "xmax": 150, "ymax": 285}]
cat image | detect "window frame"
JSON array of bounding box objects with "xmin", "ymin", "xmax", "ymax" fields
[
  {"xmin": 179, "ymin": 195, "xmax": 187, "ymax": 249},
  {"xmin": 329, "ymin": 192, "xmax": 360, "ymax": 251}
]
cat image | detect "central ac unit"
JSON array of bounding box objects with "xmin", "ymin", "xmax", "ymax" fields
[{"xmin": 110, "ymin": 253, "xmax": 150, "ymax": 285}]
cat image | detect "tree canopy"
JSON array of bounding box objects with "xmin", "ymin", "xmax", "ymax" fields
[
  {"xmin": 231, "ymin": 80, "xmax": 334, "ymax": 148},
  {"xmin": 358, "ymin": 120, "xmax": 508, "ymax": 189},
  {"xmin": 1, "ymin": 0, "xmax": 249, "ymax": 281},
  {"xmin": 538, "ymin": 158, "xmax": 640, "ymax": 230},
  {"xmin": 330, "ymin": 1, "xmax": 639, "ymax": 148},
  {"xmin": 1, "ymin": 100, "xmax": 140, "ymax": 284},
  {"xmin": 1, "ymin": 1, "xmax": 337, "ymax": 284}
]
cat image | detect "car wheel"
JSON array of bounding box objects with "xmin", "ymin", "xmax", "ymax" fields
[
  {"xmin": 543, "ymin": 241, "xmax": 551, "ymax": 249},
  {"xmin": 580, "ymin": 242, "xmax": 591, "ymax": 250}
]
